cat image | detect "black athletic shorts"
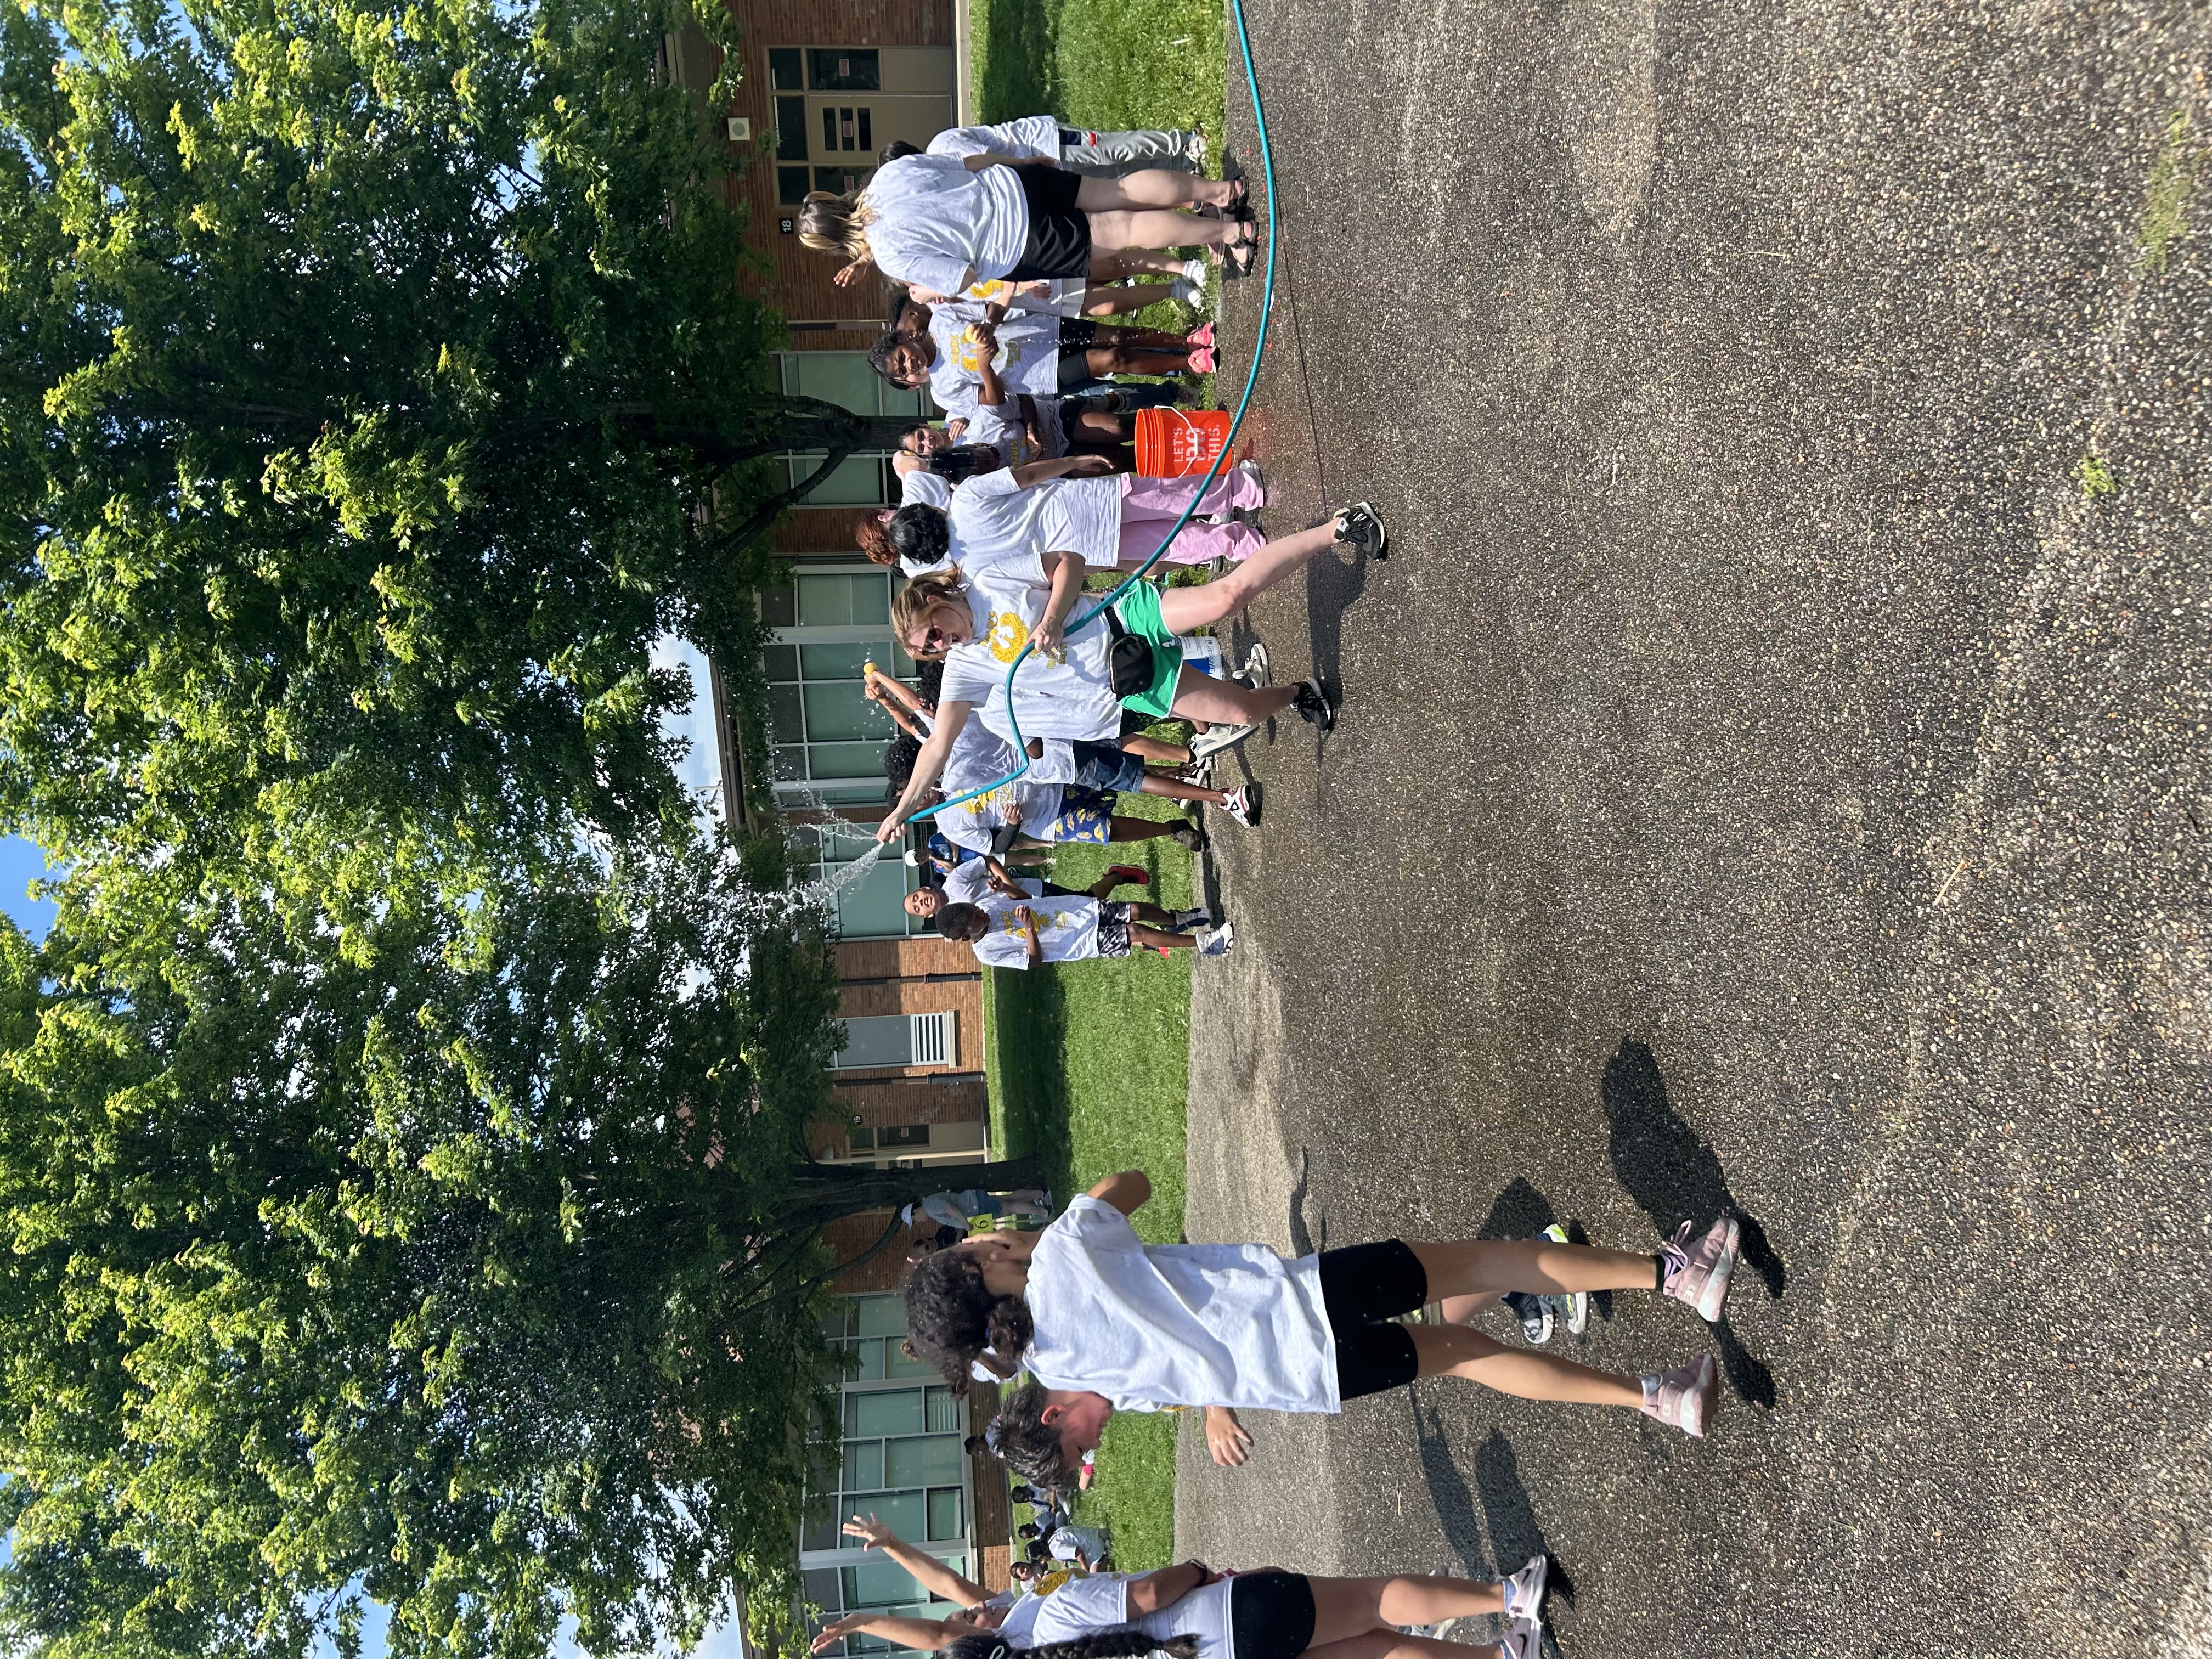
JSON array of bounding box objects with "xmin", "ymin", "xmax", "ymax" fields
[
  {"xmin": 1230, "ymin": 1572, "xmax": 1317, "ymax": 1659},
  {"xmin": 1054, "ymin": 320, "xmax": 1102, "ymax": 390},
  {"xmin": 1007, "ymin": 163, "xmax": 1091, "ymax": 280},
  {"xmin": 1318, "ymin": 1239, "xmax": 1427, "ymax": 1401}
]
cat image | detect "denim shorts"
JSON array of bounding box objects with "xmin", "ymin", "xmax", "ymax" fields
[{"xmin": 1069, "ymin": 740, "xmax": 1146, "ymax": 793}]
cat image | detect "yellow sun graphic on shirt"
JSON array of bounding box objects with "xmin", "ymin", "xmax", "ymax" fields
[{"xmin": 986, "ymin": 608, "xmax": 1029, "ymax": 662}]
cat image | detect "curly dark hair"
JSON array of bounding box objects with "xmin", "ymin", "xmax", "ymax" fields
[
  {"xmin": 902, "ymin": 1245, "xmax": 1033, "ymax": 1390},
  {"xmin": 888, "ymin": 503, "xmax": 952, "ymax": 569},
  {"xmin": 884, "ymin": 733, "xmax": 922, "ymax": 803},
  {"xmin": 866, "ymin": 328, "xmax": 909, "ymax": 381},
  {"xmin": 927, "ymin": 442, "xmax": 1006, "ymax": 484},
  {"xmin": 985, "ymin": 1381, "xmax": 1080, "ymax": 1492},
  {"xmin": 943, "ymin": 1633, "xmax": 1199, "ymax": 1659},
  {"xmin": 913, "ymin": 658, "xmax": 945, "ymax": 709}
]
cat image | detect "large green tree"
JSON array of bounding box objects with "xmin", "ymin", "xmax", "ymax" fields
[
  {"xmin": 0, "ymin": 844, "xmax": 1037, "ymax": 1659},
  {"xmin": 0, "ymin": 0, "xmax": 912, "ymax": 939}
]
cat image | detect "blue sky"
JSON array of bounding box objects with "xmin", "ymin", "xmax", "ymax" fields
[{"xmin": 0, "ymin": 836, "xmax": 55, "ymax": 942}]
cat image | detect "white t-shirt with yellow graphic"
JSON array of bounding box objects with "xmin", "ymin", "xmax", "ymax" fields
[
  {"xmin": 938, "ymin": 576, "xmax": 1120, "ymax": 742},
  {"xmin": 963, "ymin": 397, "xmax": 1065, "ymax": 465},
  {"xmin": 927, "ymin": 304, "xmax": 1063, "ymax": 413},
  {"xmin": 934, "ymin": 724, "xmax": 1064, "ymax": 854},
  {"xmin": 968, "ymin": 893, "xmax": 1103, "ymax": 968}
]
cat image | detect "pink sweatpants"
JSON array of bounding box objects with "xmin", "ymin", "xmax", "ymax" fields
[{"xmin": 1116, "ymin": 470, "xmax": 1266, "ymax": 564}]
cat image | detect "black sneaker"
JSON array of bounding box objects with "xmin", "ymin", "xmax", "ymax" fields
[
  {"xmin": 1291, "ymin": 678, "xmax": 1334, "ymax": 732},
  {"xmin": 1335, "ymin": 501, "xmax": 1388, "ymax": 562}
]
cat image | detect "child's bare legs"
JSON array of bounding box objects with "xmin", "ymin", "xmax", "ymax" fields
[
  {"xmin": 1083, "ymin": 282, "xmax": 1178, "ymax": 315},
  {"xmin": 1088, "ymin": 209, "xmax": 1245, "ymax": 252},
  {"xmin": 1131, "ymin": 922, "xmax": 1198, "ymax": 951},
  {"xmin": 1106, "ymin": 815, "xmax": 1189, "ymax": 843},
  {"xmin": 1408, "ymin": 1237, "xmax": 1659, "ymax": 1299},
  {"xmin": 1074, "ymin": 171, "xmax": 1238, "ymax": 211},
  {"xmin": 1300, "ymin": 1575, "xmax": 1511, "ymax": 1659},
  {"xmin": 1306, "ymin": 1634, "xmax": 1511, "ymax": 1659},
  {"xmin": 1121, "ymin": 733, "xmax": 1192, "ymax": 764},
  {"xmin": 1086, "ymin": 248, "xmax": 1190, "ymax": 280},
  {"xmin": 1085, "ymin": 344, "xmax": 1188, "ymax": 377},
  {"xmin": 1064, "ymin": 410, "xmax": 1135, "ymax": 446},
  {"xmin": 1092, "ymin": 322, "xmax": 1197, "ymax": 351},
  {"xmin": 1435, "ymin": 1290, "xmax": 1504, "ymax": 1324},
  {"xmin": 1409, "ymin": 1324, "xmax": 1643, "ymax": 1409},
  {"xmin": 1152, "ymin": 516, "xmax": 1347, "ymax": 721}
]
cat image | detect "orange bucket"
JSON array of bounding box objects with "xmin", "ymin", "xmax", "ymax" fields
[{"xmin": 1134, "ymin": 407, "xmax": 1234, "ymax": 478}]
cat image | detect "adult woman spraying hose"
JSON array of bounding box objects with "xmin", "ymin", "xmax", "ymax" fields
[
  {"xmin": 871, "ymin": 501, "xmax": 1387, "ymax": 845},
  {"xmin": 798, "ymin": 151, "xmax": 1259, "ymax": 294}
]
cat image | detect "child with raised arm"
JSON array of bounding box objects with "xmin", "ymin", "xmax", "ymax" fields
[
  {"xmin": 945, "ymin": 1555, "xmax": 1555, "ymax": 1659},
  {"xmin": 907, "ymin": 1170, "xmax": 1741, "ymax": 1482},
  {"xmin": 812, "ymin": 1511, "xmax": 1087, "ymax": 1654}
]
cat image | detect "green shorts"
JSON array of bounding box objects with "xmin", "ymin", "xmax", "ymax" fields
[{"xmin": 1109, "ymin": 579, "xmax": 1183, "ymax": 720}]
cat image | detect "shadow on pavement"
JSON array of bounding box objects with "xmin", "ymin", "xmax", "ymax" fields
[
  {"xmin": 1600, "ymin": 1039, "xmax": 1785, "ymax": 1404},
  {"xmin": 1472, "ymin": 1430, "xmax": 1575, "ymax": 1609},
  {"xmin": 1413, "ymin": 1395, "xmax": 1491, "ymax": 1577},
  {"xmin": 1600, "ymin": 1039, "xmax": 1787, "ymax": 1295},
  {"xmin": 1286, "ymin": 1145, "xmax": 1320, "ymax": 1255}
]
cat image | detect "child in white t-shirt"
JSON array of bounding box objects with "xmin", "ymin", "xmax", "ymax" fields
[
  {"xmin": 904, "ymin": 1171, "xmax": 1743, "ymax": 1485},
  {"xmin": 935, "ymin": 893, "xmax": 1229, "ymax": 968},
  {"xmin": 958, "ymin": 1554, "xmax": 1555, "ymax": 1659}
]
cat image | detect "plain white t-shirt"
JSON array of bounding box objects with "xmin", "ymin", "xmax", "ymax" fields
[
  {"xmin": 862, "ymin": 154, "xmax": 1029, "ymax": 295},
  {"xmin": 938, "ymin": 577, "xmax": 1122, "ymax": 742},
  {"xmin": 969, "ymin": 892, "xmax": 1102, "ymax": 968},
  {"xmin": 953, "ymin": 469, "xmax": 1122, "ymax": 580},
  {"xmin": 1022, "ymin": 1195, "xmax": 1341, "ymax": 1413},
  {"xmin": 927, "ymin": 304, "xmax": 1065, "ymax": 408},
  {"xmin": 900, "ymin": 468, "xmax": 953, "ymax": 511},
  {"xmin": 927, "ymin": 117, "xmax": 1062, "ymax": 160},
  {"xmin": 1034, "ymin": 1573, "xmax": 1235, "ymax": 1659}
]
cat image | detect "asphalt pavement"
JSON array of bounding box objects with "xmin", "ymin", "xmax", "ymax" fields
[{"xmin": 1172, "ymin": 3, "xmax": 2212, "ymax": 1655}]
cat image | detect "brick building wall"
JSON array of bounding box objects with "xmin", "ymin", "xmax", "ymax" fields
[{"xmin": 672, "ymin": 2, "xmax": 956, "ymax": 325}]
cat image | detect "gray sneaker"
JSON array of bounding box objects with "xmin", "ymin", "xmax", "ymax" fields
[
  {"xmin": 1194, "ymin": 922, "xmax": 1236, "ymax": 957},
  {"xmin": 1241, "ymin": 642, "xmax": 1270, "ymax": 684},
  {"xmin": 1503, "ymin": 1290, "xmax": 1553, "ymax": 1346},
  {"xmin": 1497, "ymin": 1621, "xmax": 1542, "ymax": 1659}
]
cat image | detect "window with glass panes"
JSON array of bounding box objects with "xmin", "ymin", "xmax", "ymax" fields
[
  {"xmin": 777, "ymin": 353, "xmax": 926, "ymax": 507},
  {"xmin": 760, "ymin": 566, "xmax": 930, "ymax": 938},
  {"xmin": 802, "ymin": 1294, "xmax": 973, "ymax": 1656}
]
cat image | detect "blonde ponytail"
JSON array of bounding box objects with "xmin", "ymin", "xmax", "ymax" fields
[{"xmin": 798, "ymin": 187, "xmax": 878, "ymax": 265}]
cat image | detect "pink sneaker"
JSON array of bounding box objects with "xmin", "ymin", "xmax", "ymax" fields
[
  {"xmin": 1660, "ymin": 1215, "xmax": 1741, "ymax": 1322},
  {"xmin": 1641, "ymin": 1352, "xmax": 1717, "ymax": 1438},
  {"xmin": 1187, "ymin": 320, "xmax": 1216, "ymax": 348},
  {"xmin": 1187, "ymin": 345, "xmax": 1217, "ymax": 373}
]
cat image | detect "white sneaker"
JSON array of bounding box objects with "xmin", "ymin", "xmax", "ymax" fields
[
  {"xmin": 1170, "ymin": 275, "xmax": 1203, "ymax": 306},
  {"xmin": 1241, "ymin": 642, "xmax": 1271, "ymax": 684},
  {"xmin": 1501, "ymin": 1553, "xmax": 1549, "ymax": 1626},
  {"xmin": 1194, "ymin": 922, "xmax": 1235, "ymax": 957},
  {"xmin": 1220, "ymin": 783, "xmax": 1260, "ymax": 827},
  {"xmin": 1190, "ymin": 723, "xmax": 1257, "ymax": 759},
  {"xmin": 1180, "ymin": 256, "xmax": 1209, "ymax": 289},
  {"xmin": 1184, "ymin": 130, "xmax": 1208, "ymax": 168}
]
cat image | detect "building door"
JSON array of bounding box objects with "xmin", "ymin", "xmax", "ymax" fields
[{"xmin": 770, "ymin": 46, "xmax": 957, "ymax": 207}]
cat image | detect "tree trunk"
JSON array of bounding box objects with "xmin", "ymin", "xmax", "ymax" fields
[{"xmin": 774, "ymin": 1154, "xmax": 1047, "ymax": 1227}]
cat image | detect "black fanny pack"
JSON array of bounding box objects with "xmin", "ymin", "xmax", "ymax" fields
[{"xmin": 1102, "ymin": 603, "xmax": 1153, "ymax": 699}]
